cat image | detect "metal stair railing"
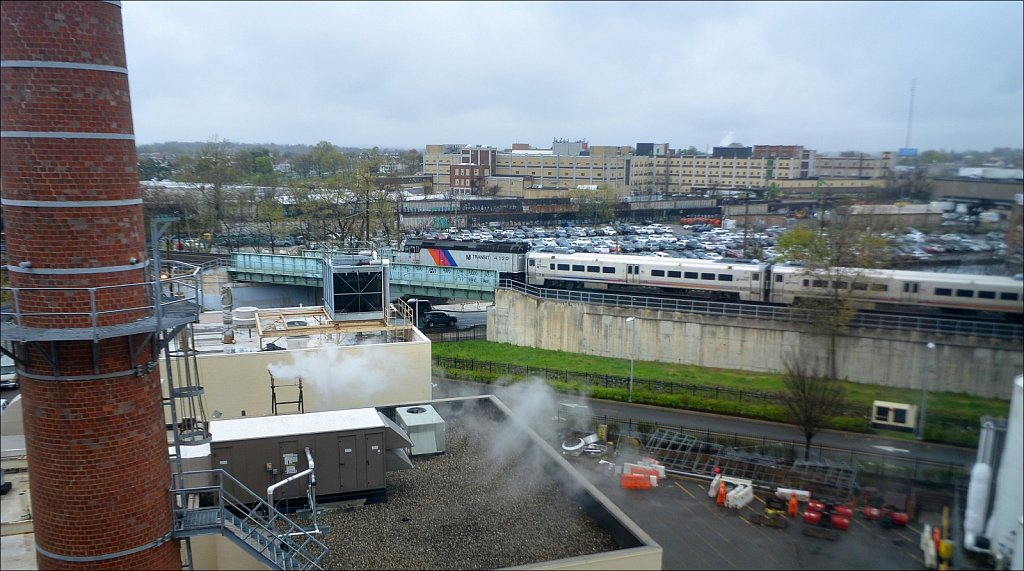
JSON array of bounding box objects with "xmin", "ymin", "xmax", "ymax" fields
[{"xmin": 171, "ymin": 469, "xmax": 328, "ymax": 570}]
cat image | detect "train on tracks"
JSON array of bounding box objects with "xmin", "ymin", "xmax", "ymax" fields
[{"xmin": 394, "ymin": 240, "xmax": 1023, "ymax": 318}]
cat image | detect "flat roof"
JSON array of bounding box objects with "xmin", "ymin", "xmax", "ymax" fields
[{"xmin": 210, "ymin": 408, "xmax": 384, "ymax": 442}]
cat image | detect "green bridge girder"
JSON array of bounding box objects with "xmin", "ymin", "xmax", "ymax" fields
[{"xmin": 226, "ymin": 253, "xmax": 497, "ymax": 300}]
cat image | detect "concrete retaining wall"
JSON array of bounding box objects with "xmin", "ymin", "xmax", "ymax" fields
[{"xmin": 488, "ymin": 289, "xmax": 1024, "ymax": 399}]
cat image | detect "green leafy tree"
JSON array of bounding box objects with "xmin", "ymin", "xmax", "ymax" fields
[
  {"xmin": 297, "ymin": 141, "xmax": 347, "ymax": 179},
  {"xmin": 776, "ymin": 214, "xmax": 890, "ymax": 379},
  {"xmin": 174, "ymin": 137, "xmax": 241, "ymax": 230},
  {"xmin": 138, "ymin": 157, "xmax": 173, "ymax": 181},
  {"xmin": 570, "ymin": 185, "xmax": 618, "ymax": 224}
]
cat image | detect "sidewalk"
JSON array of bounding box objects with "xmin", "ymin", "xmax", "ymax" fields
[{"xmin": 1, "ymin": 466, "xmax": 35, "ymax": 570}]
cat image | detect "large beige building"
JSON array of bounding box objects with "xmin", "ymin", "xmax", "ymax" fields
[{"xmin": 423, "ymin": 141, "xmax": 894, "ymax": 198}]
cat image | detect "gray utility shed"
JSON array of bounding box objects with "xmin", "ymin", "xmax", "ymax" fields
[{"xmin": 209, "ymin": 408, "xmax": 413, "ymax": 510}]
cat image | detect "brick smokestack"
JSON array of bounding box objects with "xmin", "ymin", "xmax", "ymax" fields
[{"xmin": 1, "ymin": 2, "xmax": 180, "ymax": 569}]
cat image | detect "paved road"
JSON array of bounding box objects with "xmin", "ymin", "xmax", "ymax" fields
[{"xmin": 432, "ymin": 378, "xmax": 977, "ymax": 468}]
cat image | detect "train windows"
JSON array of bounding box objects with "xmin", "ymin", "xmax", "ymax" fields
[
  {"xmin": 852, "ymin": 283, "xmax": 868, "ymax": 291},
  {"xmin": 751, "ymin": 273, "xmax": 759, "ymax": 281},
  {"xmin": 1000, "ymin": 292, "xmax": 1019, "ymax": 301},
  {"xmin": 557, "ymin": 264, "xmax": 570, "ymax": 271},
  {"xmin": 870, "ymin": 283, "xmax": 888, "ymax": 292},
  {"xmin": 935, "ymin": 288, "xmax": 952, "ymax": 296},
  {"xmin": 978, "ymin": 291, "xmax": 996, "ymax": 299},
  {"xmin": 549, "ymin": 264, "xmax": 555, "ymax": 270},
  {"xmin": 832, "ymin": 281, "xmax": 848, "ymax": 289},
  {"xmin": 812, "ymin": 280, "xmax": 827, "ymax": 288},
  {"xmin": 956, "ymin": 289, "xmax": 973, "ymax": 298},
  {"xmin": 701, "ymin": 273, "xmax": 715, "ymax": 280},
  {"xmin": 529, "ymin": 259, "xmax": 536, "ymax": 267},
  {"xmin": 587, "ymin": 266, "xmax": 600, "ymax": 273},
  {"xmin": 602, "ymin": 267, "xmax": 615, "ymax": 274},
  {"xmin": 718, "ymin": 274, "xmax": 733, "ymax": 282},
  {"xmin": 572, "ymin": 265, "xmax": 584, "ymax": 272},
  {"xmin": 776, "ymin": 275, "xmax": 784, "ymax": 283},
  {"xmin": 685, "ymin": 272, "xmax": 698, "ymax": 279},
  {"xmin": 902, "ymin": 283, "xmax": 920, "ymax": 293},
  {"xmin": 668, "ymin": 270, "xmax": 681, "ymax": 278},
  {"xmin": 651, "ymin": 269, "xmax": 665, "ymax": 277}
]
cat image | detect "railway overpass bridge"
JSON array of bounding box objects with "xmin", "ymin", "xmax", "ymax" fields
[{"xmin": 222, "ymin": 251, "xmax": 498, "ymax": 301}]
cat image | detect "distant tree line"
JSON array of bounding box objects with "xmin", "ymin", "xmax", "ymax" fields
[{"xmin": 139, "ymin": 137, "xmax": 422, "ymax": 252}]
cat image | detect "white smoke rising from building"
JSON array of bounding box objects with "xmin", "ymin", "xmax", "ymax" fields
[
  {"xmin": 718, "ymin": 131, "xmax": 735, "ymax": 147},
  {"xmin": 265, "ymin": 344, "xmax": 409, "ymax": 412}
]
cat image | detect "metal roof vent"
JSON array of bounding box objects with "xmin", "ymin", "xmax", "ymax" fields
[{"xmin": 395, "ymin": 405, "xmax": 446, "ymax": 455}]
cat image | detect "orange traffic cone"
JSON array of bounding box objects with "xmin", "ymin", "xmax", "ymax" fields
[
  {"xmin": 788, "ymin": 493, "xmax": 799, "ymax": 517},
  {"xmin": 716, "ymin": 480, "xmax": 727, "ymax": 507}
]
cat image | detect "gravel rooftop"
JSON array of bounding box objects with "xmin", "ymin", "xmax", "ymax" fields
[{"xmin": 292, "ymin": 399, "xmax": 620, "ymax": 570}]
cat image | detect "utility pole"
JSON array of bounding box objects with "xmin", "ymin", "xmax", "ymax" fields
[
  {"xmin": 918, "ymin": 341, "xmax": 936, "ymax": 440},
  {"xmin": 742, "ymin": 190, "xmax": 751, "ymax": 257}
]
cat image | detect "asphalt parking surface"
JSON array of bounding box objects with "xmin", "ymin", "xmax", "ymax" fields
[{"xmin": 572, "ymin": 459, "xmax": 931, "ymax": 570}]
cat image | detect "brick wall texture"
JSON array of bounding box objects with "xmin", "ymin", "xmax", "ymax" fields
[{"xmin": 1, "ymin": 2, "xmax": 180, "ymax": 568}]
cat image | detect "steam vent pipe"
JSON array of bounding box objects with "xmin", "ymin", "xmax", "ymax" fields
[{"xmin": 1, "ymin": 2, "xmax": 180, "ymax": 569}]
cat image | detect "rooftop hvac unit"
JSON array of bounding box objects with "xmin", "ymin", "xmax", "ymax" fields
[{"xmin": 396, "ymin": 405, "xmax": 446, "ymax": 455}]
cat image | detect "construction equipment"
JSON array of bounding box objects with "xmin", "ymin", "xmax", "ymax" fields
[{"xmin": 753, "ymin": 507, "xmax": 789, "ymax": 529}]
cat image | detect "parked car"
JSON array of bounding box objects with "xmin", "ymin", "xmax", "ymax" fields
[
  {"xmin": 422, "ymin": 311, "xmax": 458, "ymax": 329},
  {"xmin": 0, "ymin": 356, "xmax": 18, "ymax": 390}
]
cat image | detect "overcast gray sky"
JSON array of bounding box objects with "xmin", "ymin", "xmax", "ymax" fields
[{"xmin": 122, "ymin": 1, "xmax": 1023, "ymax": 154}]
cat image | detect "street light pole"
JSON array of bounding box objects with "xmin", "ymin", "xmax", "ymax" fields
[
  {"xmin": 918, "ymin": 341, "xmax": 936, "ymax": 440},
  {"xmin": 626, "ymin": 317, "xmax": 636, "ymax": 403}
]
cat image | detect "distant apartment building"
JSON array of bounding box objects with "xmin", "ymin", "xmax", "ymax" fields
[
  {"xmin": 423, "ymin": 141, "xmax": 893, "ymax": 198},
  {"xmin": 813, "ymin": 152, "xmax": 894, "ymax": 179}
]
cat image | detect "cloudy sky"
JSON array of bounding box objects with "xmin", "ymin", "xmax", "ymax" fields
[{"xmin": 122, "ymin": 1, "xmax": 1023, "ymax": 154}]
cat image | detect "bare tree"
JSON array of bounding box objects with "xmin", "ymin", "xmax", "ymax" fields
[{"xmin": 779, "ymin": 352, "xmax": 847, "ymax": 459}]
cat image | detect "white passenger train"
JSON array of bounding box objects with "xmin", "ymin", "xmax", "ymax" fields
[{"xmin": 525, "ymin": 252, "xmax": 1024, "ymax": 317}]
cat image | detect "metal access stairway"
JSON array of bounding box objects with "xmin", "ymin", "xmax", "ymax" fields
[{"xmin": 171, "ymin": 469, "xmax": 328, "ymax": 571}]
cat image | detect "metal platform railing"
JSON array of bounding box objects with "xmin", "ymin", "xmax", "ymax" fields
[
  {"xmin": 1, "ymin": 260, "xmax": 202, "ymax": 342},
  {"xmin": 171, "ymin": 469, "xmax": 328, "ymax": 571}
]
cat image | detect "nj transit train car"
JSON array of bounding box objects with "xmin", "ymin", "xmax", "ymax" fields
[
  {"xmin": 526, "ymin": 252, "xmax": 1024, "ymax": 317},
  {"xmin": 394, "ymin": 239, "xmax": 529, "ymax": 279}
]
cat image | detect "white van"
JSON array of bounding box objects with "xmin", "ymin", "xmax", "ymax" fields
[{"xmin": 0, "ymin": 356, "xmax": 18, "ymax": 390}]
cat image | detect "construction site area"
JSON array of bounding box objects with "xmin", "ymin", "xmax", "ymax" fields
[{"xmin": 552, "ymin": 416, "xmax": 978, "ymax": 570}]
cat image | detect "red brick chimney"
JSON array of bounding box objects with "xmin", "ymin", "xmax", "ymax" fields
[{"xmin": 1, "ymin": 1, "xmax": 180, "ymax": 568}]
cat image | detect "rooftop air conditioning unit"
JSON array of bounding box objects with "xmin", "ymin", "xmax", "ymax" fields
[{"xmin": 395, "ymin": 405, "xmax": 446, "ymax": 455}]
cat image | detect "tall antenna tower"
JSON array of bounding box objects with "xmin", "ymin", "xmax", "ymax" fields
[{"xmin": 905, "ymin": 78, "xmax": 916, "ymax": 150}]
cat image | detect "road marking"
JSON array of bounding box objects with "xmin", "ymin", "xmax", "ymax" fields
[
  {"xmin": 739, "ymin": 516, "xmax": 755, "ymax": 527},
  {"xmin": 675, "ymin": 481, "xmax": 695, "ymax": 499},
  {"xmin": 895, "ymin": 529, "xmax": 917, "ymax": 544},
  {"xmin": 872, "ymin": 445, "xmax": 911, "ymax": 454}
]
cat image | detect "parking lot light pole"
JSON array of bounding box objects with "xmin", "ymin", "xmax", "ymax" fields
[
  {"xmin": 626, "ymin": 317, "xmax": 636, "ymax": 403},
  {"xmin": 918, "ymin": 341, "xmax": 936, "ymax": 440}
]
